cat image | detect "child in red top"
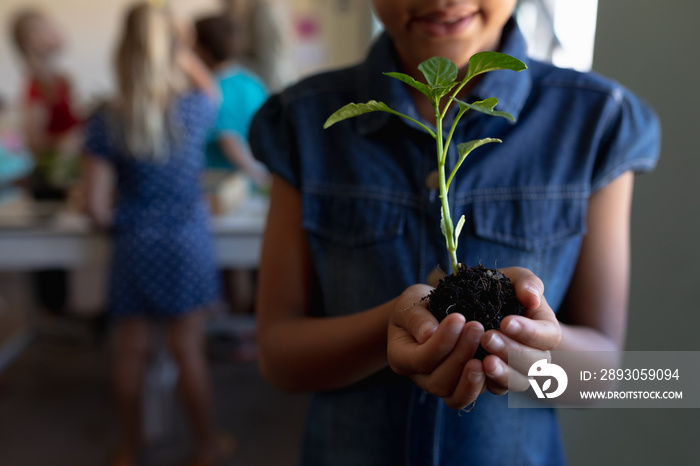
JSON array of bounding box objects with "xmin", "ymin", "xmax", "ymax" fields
[{"xmin": 11, "ymin": 7, "xmax": 82, "ymax": 199}]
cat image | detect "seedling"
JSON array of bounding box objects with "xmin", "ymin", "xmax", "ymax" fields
[
  {"xmin": 325, "ymin": 53, "xmax": 529, "ymax": 354},
  {"xmin": 324, "ymin": 52, "xmax": 526, "ymax": 276}
]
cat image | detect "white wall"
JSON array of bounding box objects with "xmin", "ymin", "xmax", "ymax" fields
[{"xmin": 559, "ymin": 1, "xmax": 700, "ymax": 464}]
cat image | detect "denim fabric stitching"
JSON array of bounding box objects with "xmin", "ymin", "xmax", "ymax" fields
[
  {"xmin": 455, "ymin": 185, "xmax": 589, "ymax": 204},
  {"xmin": 304, "ymin": 222, "xmax": 404, "ymax": 246},
  {"xmin": 475, "ymin": 226, "xmax": 582, "ymax": 250},
  {"xmin": 537, "ymin": 77, "xmax": 625, "ymax": 100},
  {"xmin": 304, "ymin": 182, "xmax": 421, "ymax": 208}
]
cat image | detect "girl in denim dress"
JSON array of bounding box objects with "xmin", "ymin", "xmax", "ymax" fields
[{"xmin": 251, "ymin": 1, "xmax": 660, "ymax": 464}]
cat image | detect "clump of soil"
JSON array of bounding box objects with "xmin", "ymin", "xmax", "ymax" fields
[{"xmin": 427, "ymin": 264, "xmax": 524, "ymax": 359}]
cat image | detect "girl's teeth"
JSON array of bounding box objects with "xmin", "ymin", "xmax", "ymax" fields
[{"xmin": 429, "ymin": 17, "xmax": 464, "ymax": 25}]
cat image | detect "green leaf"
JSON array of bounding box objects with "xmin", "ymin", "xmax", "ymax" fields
[
  {"xmin": 383, "ymin": 72, "xmax": 431, "ymax": 98},
  {"xmin": 454, "ymin": 214, "xmax": 466, "ymax": 248},
  {"xmin": 418, "ymin": 57, "xmax": 458, "ymax": 87},
  {"xmin": 451, "ymin": 97, "xmax": 516, "ymax": 122},
  {"xmin": 457, "ymin": 138, "xmax": 502, "ymax": 159},
  {"xmin": 465, "ymin": 51, "xmax": 527, "ymax": 82},
  {"xmin": 323, "ymin": 100, "xmax": 437, "ymax": 139},
  {"xmin": 323, "ymin": 101, "xmax": 393, "ymax": 129},
  {"xmin": 418, "ymin": 57, "xmax": 460, "ymax": 100},
  {"xmin": 446, "ymin": 138, "xmax": 501, "ymax": 191}
]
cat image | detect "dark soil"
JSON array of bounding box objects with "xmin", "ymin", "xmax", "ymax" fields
[{"xmin": 427, "ymin": 264, "xmax": 524, "ymax": 359}]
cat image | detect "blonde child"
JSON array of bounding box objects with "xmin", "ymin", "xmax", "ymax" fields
[
  {"xmin": 250, "ymin": 1, "xmax": 660, "ymax": 464},
  {"xmin": 82, "ymin": 3, "xmax": 230, "ymax": 465}
]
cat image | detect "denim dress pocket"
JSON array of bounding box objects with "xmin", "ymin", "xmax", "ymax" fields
[
  {"xmin": 464, "ymin": 187, "xmax": 587, "ymax": 310},
  {"xmin": 302, "ymin": 189, "xmax": 412, "ymax": 316}
]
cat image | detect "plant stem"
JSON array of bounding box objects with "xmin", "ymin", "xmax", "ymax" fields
[{"xmin": 435, "ymin": 101, "xmax": 459, "ymax": 276}]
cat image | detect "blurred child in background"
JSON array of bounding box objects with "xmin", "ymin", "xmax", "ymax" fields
[
  {"xmin": 195, "ymin": 12, "xmax": 270, "ymax": 321},
  {"xmin": 11, "ymin": 7, "xmax": 81, "ymax": 200},
  {"xmin": 82, "ymin": 3, "xmax": 231, "ymax": 465},
  {"xmin": 194, "ymin": 12, "xmax": 270, "ymax": 190},
  {"xmin": 10, "ymin": 7, "xmax": 82, "ymax": 317}
]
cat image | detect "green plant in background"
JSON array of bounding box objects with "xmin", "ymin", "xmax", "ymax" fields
[{"xmin": 324, "ymin": 52, "xmax": 527, "ymax": 276}]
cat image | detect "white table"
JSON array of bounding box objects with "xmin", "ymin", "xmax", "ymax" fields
[{"xmin": 0, "ymin": 195, "xmax": 268, "ymax": 270}]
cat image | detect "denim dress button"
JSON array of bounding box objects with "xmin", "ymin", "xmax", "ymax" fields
[{"xmin": 425, "ymin": 170, "xmax": 440, "ymax": 190}]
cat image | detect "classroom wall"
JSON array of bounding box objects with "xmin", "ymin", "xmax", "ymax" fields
[{"xmin": 558, "ymin": 1, "xmax": 700, "ymax": 464}]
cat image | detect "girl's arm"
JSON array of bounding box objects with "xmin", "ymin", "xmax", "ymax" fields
[
  {"xmin": 256, "ymin": 175, "xmax": 395, "ymax": 391},
  {"xmin": 22, "ymin": 101, "xmax": 49, "ymax": 156},
  {"xmin": 555, "ymin": 171, "xmax": 634, "ymax": 352},
  {"xmin": 177, "ymin": 48, "xmax": 216, "ymax": 99},
  {"xmin": 173, "ymin": 17, "xmax": 216, "ymax": 99},
  {"xmin": 82, "ymin": 154, "xmax": 114, "ymax": 230}
]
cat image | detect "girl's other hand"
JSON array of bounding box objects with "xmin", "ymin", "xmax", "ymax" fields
[
  {"xmin": 479, "ymin": 267, "xmax": 561, "ymax": 395},
  {"xmin": 387, "ymin": 284, "xmax": 486, "ymax": 410}
]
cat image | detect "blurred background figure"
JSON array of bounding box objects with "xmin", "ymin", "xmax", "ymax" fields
[
  {"xmin": 220, "ymin": 0, "xmax": 296, "ymax": 92},
  {"xmin": 194, "ymin": 12, "xmax": 270, "ymax": 190},
  {"xmin": 81, "ymin": 2, "xmax": 232, "ymax": 465},
  {"xmin": 195, "ymin": 12, "xmax": 268, "ymax": 328},
  {"xmin": 9, "ymin": 7, "xmax": 83, "ymax": 319},
  {"xmin": 10, "ymin": 6, "xmax": 81, "ymax": 201}
]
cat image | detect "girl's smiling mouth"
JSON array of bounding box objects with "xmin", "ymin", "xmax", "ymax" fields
[{"xmin": 412, "ymin": 10, "xmax": 477, "ymax": 37}]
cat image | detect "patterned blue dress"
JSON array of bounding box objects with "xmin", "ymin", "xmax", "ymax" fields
[{"xmin": 84, "ymin": 91, "xmax": 221, "ymax": 320}]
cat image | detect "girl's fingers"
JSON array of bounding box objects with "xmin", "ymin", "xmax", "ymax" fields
[
  {"xmin": 442, "ymin": 358, "xmax": 487, "ymax": 410},
  {"xmin": 389, "ymin": 310, "xmax": 466, "ymax": 376},
  {"xmin": 498, "ymin": 295, "xmax": 561, "ymax": 350},
  {"xmin": 480, "ymin": 330, "xmax": 551, "ymax": 375},
  {"xmin": 391, "ymin": 284, "xmax": 435, "ymax": 343},
  {"xmin": 412, "ymin": 321, "xmax": 484, "ymax": 398},
  {"xmin": 500, "ymin": 266, "xmax": 545, "ymax": 310},
  {"xmin": 494, "ymin": 268, "xmax": 561, "ymax": 350},
  {"xmin": 483, "ymin": 355, "xmax": 531, "ymax": 394}
]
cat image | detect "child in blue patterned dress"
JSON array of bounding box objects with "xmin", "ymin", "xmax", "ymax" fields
[
  {"xmin": 82, "ymin": 3, "xmax": 229, "ymax": 465},
  {"xmin": 250, "ymin": 0, "xmax": 661, "ymax": 464}
]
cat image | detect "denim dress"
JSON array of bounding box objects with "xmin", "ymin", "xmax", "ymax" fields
[
  {"xmin": 84, "ymin": 92, "xmax": 221, "ymax": 319},
  {"xmin": 250, "ymin": 19, "xmax": 660, "ymax": 466}
]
